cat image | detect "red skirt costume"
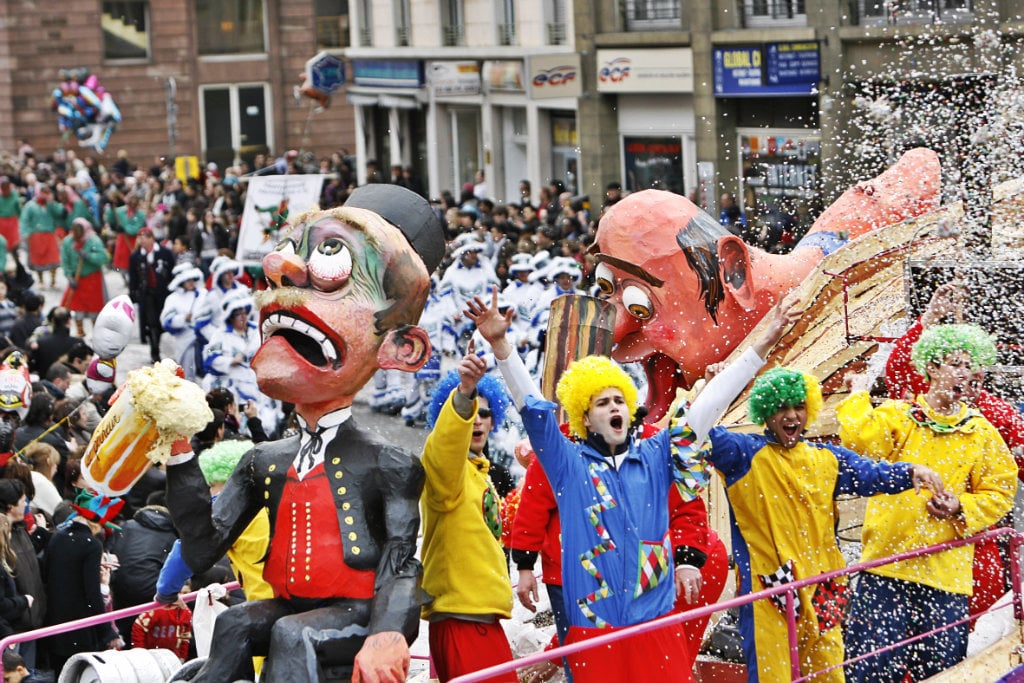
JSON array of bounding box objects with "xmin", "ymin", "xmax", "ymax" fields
[
  {"xmin": 61, "ymin": 270, "xmax": 107, "ymax": 314},
  {"xmin": 28, "ymin": 232, "xmax": 60, "ymax": 271},
  {"xmin": 0, "ymin": 216, "xmax": 18, "ymax": 251},
  {"xmin": 112, "ymin": 233, "xmax": 137, "ymax": 271}
]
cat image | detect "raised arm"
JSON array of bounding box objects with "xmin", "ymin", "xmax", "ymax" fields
[
  {"xmin": 466, "ymin": 289, "xmax": 539, "ymax": 407},
  {"xmin": 686, "ymin": 299, "xmax": 800, "ymax": 439}
]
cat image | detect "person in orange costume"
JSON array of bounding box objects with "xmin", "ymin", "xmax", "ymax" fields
[
  {"xmin": 592, "ymin": 148, "xmax": 941, "ymax": 422},
  {"xmin": 885, "ymin": 282, "xmax": 1024, "ymax": 622}
]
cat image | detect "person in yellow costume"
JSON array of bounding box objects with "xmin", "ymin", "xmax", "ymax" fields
[
  {"xmin": 838, "ymin": 323, "xmax": 1017, "ymax": 682},
  {"xmin": 706, "ymin": 367, "xmax": 944, "ymax": 683}
]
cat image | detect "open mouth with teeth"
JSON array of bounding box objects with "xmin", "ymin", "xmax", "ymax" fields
[
  {"xmin": 261, "ymin": 311, "xmax": 343, "ymax": 369},
  {"xmin": 779, "ymin": 423, "xmax": 801, "ymax": 439}
]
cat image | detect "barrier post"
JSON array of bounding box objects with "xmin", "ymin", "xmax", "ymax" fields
[
  {"xmin": 786, "ymin": 588, "xmax": 801, "ymax": 679},
  {"xmin": 1011, "ymin": 532, "xmax": 1023, "ymax": 623}
]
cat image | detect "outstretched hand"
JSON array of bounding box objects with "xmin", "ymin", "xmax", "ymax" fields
[
  {"xmin": 922, "ymin": 282, "xmax": 965, "ymax": 328},
  {"xmin": 457, "ymin": 340, "xmax": 487, "ymax": 397},
  {"xmin": 465, "ymin": 289, "xmax": 514, "ymax": 360},
  {"xmin": 909, "ymin": 464, "xmax": 945, "ymax": 496},
  {"xmin": 752, "ymin": 298, "xmax": 802, "ymax": 359}
]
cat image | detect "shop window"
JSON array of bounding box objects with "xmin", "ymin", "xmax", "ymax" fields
[
  {"xmin": 742, "ymin": 0, "xmax": 806, "ymax": 27},
  {"xmin": 442, "ymin": 0, "xmax": 465, "ymax": 46},
  {"xmin": 102, "ymin": 1, "xmax": 150, "ymax": 61},
  {"xmin": 623, "ymin": 0, "xmax": 681, "ymax": 31},
  {"xmin": 315, "ymin": 0, "xmax": 350, "ymax": 49},
  {"xmin": 622, "ymin": 136, "xmax": 684, "ymax": 196},
  {"xmin": 547, "ymin": 0, "xmax": 566, "ymax": 45},
  {"xmin": 394, "ymin": 0, "xmax": 411, "ymax": 46},
  {"xmin": 357, "ymin": 0, "xmax": 373, "ymax": 45},
  {"xmin": 196, "ymin": 0, "xmax": 266, "ymax": 55}
]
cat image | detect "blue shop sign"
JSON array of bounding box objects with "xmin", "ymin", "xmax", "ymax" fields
[
  {"xmin": 713, "ymin": 43, "xmax": 819, "ymax": 97},
  {"xmin": 352, "ymin": 60, "xmax": 424, "ymax": 88}
]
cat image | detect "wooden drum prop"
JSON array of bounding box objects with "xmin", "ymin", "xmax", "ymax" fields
[
  {"xmin": 83, "ymin": 360, "xmax": 213, "ymax": 497},
  {"xmin": 540, "ymin": 294, "xmax": 617, "ymax": 404}
]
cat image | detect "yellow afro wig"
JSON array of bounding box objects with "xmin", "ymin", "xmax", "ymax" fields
[{"xmin": 555, "ymin": 355, "xmax": 638, "ymax": 440}]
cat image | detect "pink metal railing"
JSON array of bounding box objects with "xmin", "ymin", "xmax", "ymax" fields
[
  {"xmin": 449, "ymin": 526, "xmax": 1023, "ymax": 683},
  {"xmin": 0, "ymin": 581, "xmax": 240, "ymax": 677},
  {"xmin": 12, "ymin": 529, "xmax": 1019, "ymax": 682}
]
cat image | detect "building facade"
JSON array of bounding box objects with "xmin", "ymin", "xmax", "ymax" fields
[
  {"xmin": 344, "ymin": 0, "xmax": 578, "ymax": 204},
  {"xmin": 578, "ymin": 0, "xmax": 1024, "ymax": 220},
  {"xmin": 0, "ymin": 0, "xmax": 354, "ymax": 173}
]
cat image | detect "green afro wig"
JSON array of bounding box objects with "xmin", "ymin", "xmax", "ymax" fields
[
  {"xmin": 911, "ymin": 323, "xmax": 997, "ymax": 379},
  {"xmin": 198, "ymin": 439, "xmax": 254, "ymax": 487},
  {"xmin": 555, "ymin": 355, "xmax": 638, "ymax": 440},
  {"xmin": 748, "ymin": 367, "xmax": 822, "ymax": 425}
]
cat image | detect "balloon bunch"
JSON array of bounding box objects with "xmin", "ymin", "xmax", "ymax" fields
[
  {"xmin": 86, "ymin": 295, "xmax": 136, "ymax": 396},
  {"xmin": 51, "ymin": 67, "xmax": 122, "ymax": 153}
]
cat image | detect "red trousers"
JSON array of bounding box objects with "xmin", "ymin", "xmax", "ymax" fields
[
  {"xmin": 565, "ymin": 621, "xmax": 694, "ymax": 683},
  {"xmin": 429, "ymin": 618, "xmax": 516, "ymax": 683},
  {"xmin": 673, "ymin": 530, "xmax": 730, "ymax": 666}
]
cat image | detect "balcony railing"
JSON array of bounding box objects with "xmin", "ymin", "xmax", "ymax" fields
[
  {"xmin": 743, "ymin": 0, "xmax": 807, "ymax": 27},
  {"xmin": 497, "ymin": 22, "xmax": 516, "ymax": 46},
  {"xmin": 546, "ymin": 21, "xmax": 567, "ymax": 45},
  {"xmin": 358, "ymin": 26, "xmax": 373, "ymax": 46},
  {"xmin": 442, "ymin": 24, "xmax": 465, "ymax": 46},
  {"xmin": 396, "ymin": 25, "xmax": 410, "ymax": 46},
  {"xmin": 851, "ymin": 0, "xmax": 973, "ymax": 26},
  {"xmin": 623, "ymin": 0, "xmax": 682, "ymax": 31}
]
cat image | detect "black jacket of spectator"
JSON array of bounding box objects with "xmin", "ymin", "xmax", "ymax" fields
[
  {"xmin": 44, "ymin": 520, "xmax": 118, "ymax": 668},
  {"xmin": 9, "ymin": 520, "xmax": 46, "ymax": 631},
  {"xmin": 107, "ymin": 505, "xmax": 177, "ymax": 642}
]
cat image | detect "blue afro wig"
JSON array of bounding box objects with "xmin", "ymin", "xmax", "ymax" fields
[{"xmin": 426, "ymin": 370, "xmax": 511, "ymax": 433}]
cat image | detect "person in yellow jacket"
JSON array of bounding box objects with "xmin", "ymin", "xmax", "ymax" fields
[
  {"xmin": 421, "ymin": 341, "xmax": 516, "ymax": 683},
  {"xmin": 837, "ymin": 323, "xmax": 1017, "ymax": 682}
]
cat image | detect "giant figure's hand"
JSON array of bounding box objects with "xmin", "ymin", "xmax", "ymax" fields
[{"xmin": 352, "ymin": 631, "xmax": 410, "ymax": 683}]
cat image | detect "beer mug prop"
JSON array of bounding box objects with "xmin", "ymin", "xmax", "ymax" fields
[{"xmin": 83, "ymin": 360, "xmax": 213, "ymax": 497}]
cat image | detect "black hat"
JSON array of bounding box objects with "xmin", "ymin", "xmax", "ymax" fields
[{"xmin": 344, "ymin": 185, "xmax": 446, "ymax": 275}]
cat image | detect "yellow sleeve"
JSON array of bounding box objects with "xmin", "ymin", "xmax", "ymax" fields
[
  {"xmin": 957, "ymin": 427, "xmax": 1017, "ymax": 537},
  {"xmin": 226, "ymin": 509, "xmax": 274, "ymax": 601},
  {"xmin": 836, "ymin": 391, "xmax": 904, "ymax": 462},
  {"xmin": 421, "ymin": 391, "xmax": 475, "ymax": 511}
]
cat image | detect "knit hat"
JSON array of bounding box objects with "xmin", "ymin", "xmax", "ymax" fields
[
  {"xmin": 71, "ymin": 489, "xmax": 124, "ymax": 527},
  {"xmin": 0, "ymin": 480, "xmax": 24, "ymax": 510}
]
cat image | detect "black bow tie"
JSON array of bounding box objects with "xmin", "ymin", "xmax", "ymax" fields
[{"xmin": 297, "ymin": 426, "xmax": 326, "ymax": 471}]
